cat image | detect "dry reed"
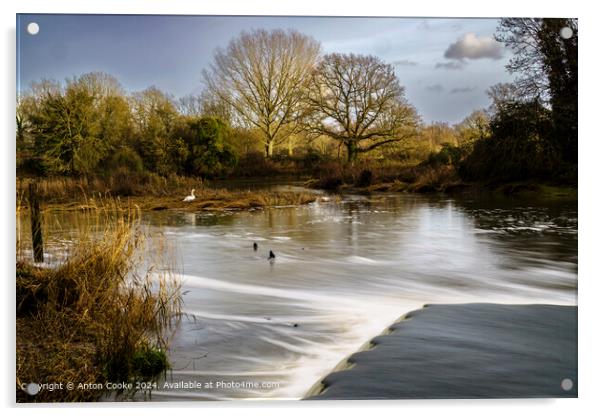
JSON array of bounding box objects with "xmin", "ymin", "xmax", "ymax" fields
[{"xmin": 16, "ymin": 198, "xmax": 181, "ymax": 402}]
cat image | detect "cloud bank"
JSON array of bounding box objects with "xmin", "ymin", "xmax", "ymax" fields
[{"xmin": 444, "ymin": 33, "xmax": 504, "ymax": 60}]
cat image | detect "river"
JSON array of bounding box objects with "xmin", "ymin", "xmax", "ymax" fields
[{"xmin": 18, "ymin": 188, "xmax": 578, "ymax": 400}]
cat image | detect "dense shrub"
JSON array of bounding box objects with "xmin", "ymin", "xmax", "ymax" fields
[
  {"xmin": 299, "ymin": 149, "xmax": 331, "ymax": 171},
  {"xmin": 184, "ymin": 117, "xmax": 238, "ymax": 178},
  {"xmin": 233, "ymin": 151, "xmax": 281, "ymax": 177},
  {"xmin": 17, "ymin": 156, "xmax": 49, "ymax": 176},
  {"xmin": 110, "ymin": 147, "xmax": 144, "ymax": 173},
  {"xmin": 426, "ymin": 143, "xmax": 464, "ymax": 166},
  {"xmin": 459, "ymin": 101, "xmax": 560, "ymax": 182}
]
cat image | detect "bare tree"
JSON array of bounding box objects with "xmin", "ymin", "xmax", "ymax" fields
[
  {"xmin": 486, "ymin": 82, "xmax": 522, "ymax": 113},
  {"xmin": 455, "ymin": 110, "xmax": 490, "ymax": 146},
  {"xmin": 304, "ymin": 53, "xmax": 418, "ymax": 162},
  {"xmin": 202, "ymin": 29, "xmax": 321, "ymax": 157},
  {"xmin": 495, "ymin": 18, "xmax": 577, "ymax": 102},
  {"xmin": 177, "ymin": 94, "xmax": 204, "ymax": 117}
]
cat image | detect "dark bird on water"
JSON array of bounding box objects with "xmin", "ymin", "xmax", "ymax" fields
[
  {"xmin": 253, "ymin": 242, "xmax": 258, "ymax": 251},
  {"xmin": 268, "ymin": 250, "xmax": 276, "ymax": 260}
]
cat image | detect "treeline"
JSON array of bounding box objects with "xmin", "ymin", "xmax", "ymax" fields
[
  {"xmin": 16, "ymin": 75, "xmax": 239, "ymax": 179},
  {"xmin": 16, "ymin": 18, "xmax": 577, "ymax": 189},
  {"xmin": 443, "ymin": 18, "xmax": 578, "ymax": 185}
]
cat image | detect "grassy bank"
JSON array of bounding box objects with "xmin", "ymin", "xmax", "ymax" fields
[
  {"xmin": 16, "ymin": 175, "xmax": 318, "ymax": 212},
  {"xmin": 16, "ymin": 201, "xmax": 182, "ymax": 402},
  {"xmin": 303, "ymin": 160, "xmax": 577, "ymax": 200}
]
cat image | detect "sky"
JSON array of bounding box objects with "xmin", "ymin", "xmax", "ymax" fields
[{"xmin": 16, "ymin": 14, "xmax": 515, "ymax": 124}]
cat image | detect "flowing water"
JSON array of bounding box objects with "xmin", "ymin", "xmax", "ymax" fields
[{"xmin": 18, "ymin": 189, "xmax": 577, "ymax": 401}]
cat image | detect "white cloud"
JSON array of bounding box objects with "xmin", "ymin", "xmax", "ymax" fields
[{"xmin": 444, "ymin": 33, "xmax": 504, "ymax": 60}]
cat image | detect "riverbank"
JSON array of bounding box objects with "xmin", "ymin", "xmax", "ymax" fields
[
  {"xmin": 305, "ymin": 303, "xmax": 577, "ymax": 400},
  {"xmin": 16, "ymin": 205, "xmax": 181, "ymax": 402},
  {"xmin": 17, "ymin": 171, "xmax": 576, "ymax": 214},
  {"xmin": 351, "ymin": 181, "xmax": 577, "ymax": 200},
  {"xmin": 41, "ymin": 191, "xmax": 318, "ymax": 212},
  {"xmin": 303, "ymin": 161, "xmax": 577, "ymax": 200},
  {"xmin": 16, "ymin": 176, "xmax": 318, "ymax": 212}
]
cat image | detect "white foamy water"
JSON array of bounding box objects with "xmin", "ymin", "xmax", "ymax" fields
[{"xmin": 140, "ymin": 193, "xmax": 576, "ymax": 400}]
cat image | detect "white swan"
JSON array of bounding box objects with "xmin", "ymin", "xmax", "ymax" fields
[{"xmin": 183, "ymin": 189, "xmax": 196, "ymax": 202}]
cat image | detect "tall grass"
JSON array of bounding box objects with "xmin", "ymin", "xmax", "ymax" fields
[
  {"xmin": 16, "ymin": 176, "xmax": 317, "ymax": 212},
  {"xmin": 16, "ymin": 199, "xmax": 181, "ymax": 402},
  {"xmin": 16, "ymin": 173, "xmax": 203, "ymax": 203}
]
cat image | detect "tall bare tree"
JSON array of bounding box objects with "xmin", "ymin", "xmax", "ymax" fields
[
  {"xmin": 202, "ymin": 29, "xmax": 321, "ymax": 157},
  {"xmin": 304, "ymin": 53, "xmax": 418, "ymax": 162}
]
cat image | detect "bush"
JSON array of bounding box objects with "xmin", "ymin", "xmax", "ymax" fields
[
  {"xmin": 300, "ymin": 149, "xmax": 330, "ymax": 171},
  {"xmin": 459, "ymin": 101, "xmax": 560, "ymax": 182},
  {"xmin": 17, "ymin": 156, "xmax": 49, "ymax": 176},
  {"xmin": 426, "ymin": 143, "xmax": 464, "ymax": 166},
  {"xmin": 110, "ymin": 147, "xmax": 144, "ymax": 173},
  {"xmin": 131, "ymin": 347, "xmax": 169, "ymax": 380},
  {"xmin": 233, "ymin": 151, "xmax": 281, "ymax": 177},
  {"xmin": 185, "ymin": 117, "xmax": 238, "ymax": 178}
]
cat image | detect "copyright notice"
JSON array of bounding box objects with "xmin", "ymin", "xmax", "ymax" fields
[{"xmin": 21, "ymin": 379, "xmax": 281, "ymax": 396}]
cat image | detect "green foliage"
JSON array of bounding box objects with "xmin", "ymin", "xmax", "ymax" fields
[
  {"xmin": 184, "ymin": 117, "xmax": 237, "ymax": 178},
  {"xmin": 459, "ymin": 101, "xmax": 559, "ymax": 182},
  {"xmin": 110, "ymin": 147, "xmax": 144, "ymax": 173},
  {"xmin": 130, "ymin": 87, "xmax": 181, "ymax": 175},
  {"xmin": 131, "ymin": 347, "xmax": 169, "ymax": 379},
  {"xmin": 426, "ymin": 143, "xmax": 464, "ymax": 167}
]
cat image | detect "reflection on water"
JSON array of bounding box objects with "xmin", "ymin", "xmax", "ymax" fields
[{"xmin": 17, "ymin": 192, "xmax": 577, "ymax": 400}]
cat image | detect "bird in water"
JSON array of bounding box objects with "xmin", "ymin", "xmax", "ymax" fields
[
  {"xmin": 253, "ymin": 242, "xmax": 258, "ymax": 251},
  {"xmin": 268, "ymin": 250, "xmax": 276, "ymax": 261},
  {"xmin": 183, "ymin": 189, "xmax": 196, "ymax": 202}
]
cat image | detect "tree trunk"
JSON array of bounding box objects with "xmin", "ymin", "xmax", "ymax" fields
[
  {"xmin": 265, "ymin": 141, "xmax": 274, "ymax": 158},
  {"xmin": 346, "ymin": 141, "xmax": 357, "ymax": 163},
  {"xmin": 28, "ymin": 182, "xmax": 44, "ymax": 263}
]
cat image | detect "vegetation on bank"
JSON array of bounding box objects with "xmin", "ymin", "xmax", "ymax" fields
[
  {"xmin": 16, "ymin": 176, "xmax": 317, "ymax": 212},
  {"xmin": 16, "ymin": 18, "xmax": 577, "ymax": 203},
  {"xmin": 16, "ymin": 202, "xmax": 182, "ymax": 402}
]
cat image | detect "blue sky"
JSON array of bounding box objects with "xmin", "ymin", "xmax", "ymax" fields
[{"xmin": 16, "ymin": 14, "xmax": 515, "ymax": 124}]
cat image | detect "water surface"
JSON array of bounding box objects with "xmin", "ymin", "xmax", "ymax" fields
[{"xmin": 18, "ymin": 191, "xmax": 577, "ymax": 400}]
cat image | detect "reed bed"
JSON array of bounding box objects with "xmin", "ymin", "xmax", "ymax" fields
[
  {"xmin": 16, "ymin": 176, "xmax": 317, "ymax": 212},
  {"xmin": 16, "ymin": 174, "xmax": 201, "ymax": 202},
  {"xmin": 16, "ymin": 198, "xmax": 182, "ymax": 402}
]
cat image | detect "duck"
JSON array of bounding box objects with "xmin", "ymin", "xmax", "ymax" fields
[
  {"xmin": 183, "ymin": 189, "xmax": 196, "ymax": 202},
  {"xmin": 268, "ymin": 250, "xmax": 276, "ymax": 261}
]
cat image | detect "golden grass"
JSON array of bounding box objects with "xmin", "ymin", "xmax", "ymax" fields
[
  {"xmin": 16, "ymin": 199, "xmax": 181, "ymax": 402},
  {"xmin": 17, "ymin": 176, "xmax": 317, "ymax": 212}
]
